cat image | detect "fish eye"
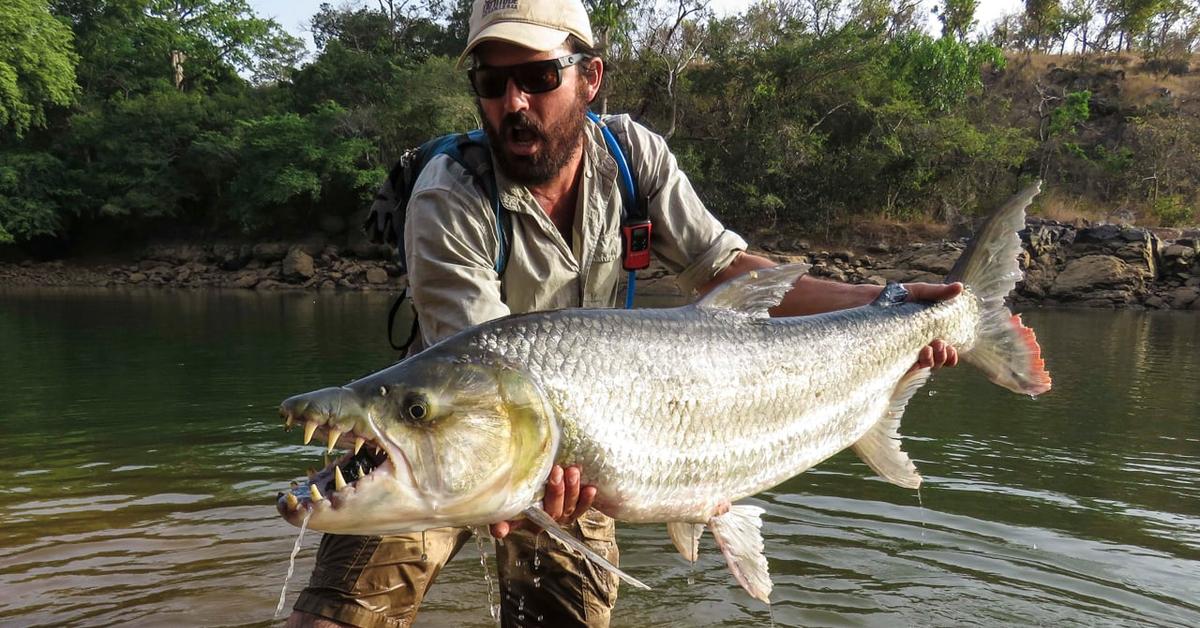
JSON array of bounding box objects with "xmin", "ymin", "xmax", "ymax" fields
[{"xmin": 403, "ymin": 392, "xmax": 431, "ymax": 422}]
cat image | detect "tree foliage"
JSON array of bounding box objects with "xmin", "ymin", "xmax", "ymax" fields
[
  {"xmin": 4, "ymin": 0, "xmax": 1200, "ymax": 248},
  {"xmin": 0, "ymin": 0, "xmax": 78, "ymax": 138}
]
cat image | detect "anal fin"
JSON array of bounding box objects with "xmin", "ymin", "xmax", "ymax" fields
[
  {"xmin": 667, "ymin": 521, "xmax": 704, "ymax": 563},
  {"xmin": 521, "ymin": 507, "xmax": 650, "ymax": 590},
  {"xmin": 708, "ymin": 505, "xmax": 772, "ymax": 603},
  {"xmin": 851, "ymin": 367, "xmax": 930, "ymax": 489}
]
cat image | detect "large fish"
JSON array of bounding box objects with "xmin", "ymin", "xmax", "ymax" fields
[{"xmin": 276, "ymin": 183, "xmax": 1051, "ymax": 601}]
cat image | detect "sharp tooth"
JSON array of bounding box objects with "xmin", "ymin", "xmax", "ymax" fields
[
  {"xmin": 327, "ymin": 429, "xmax": 342, "ymax": 453},
  {"xmin": 303, "ymin": 421, "xmax": 318, "ymax": 445},
  {"xmin": 310, "ymin": 484, "xmax": 324, "ymax": 502},
  {"xmin": 334, "ymin": 466, "xmax": 347, "ymax": 491},
  {"xmin": 357, "ymin": 463, "xmax": 366, "ymax": 477},
  {"xmin": 286, "ymin": 493, "xmax": 299, "ymax": 510},
  {"xmin": 353, "ymin": 437, "xmax": 365, "ymax": 455},
  {"xmin": 285, "ymin": 416, "xmax": 294, "ymax": 429}
]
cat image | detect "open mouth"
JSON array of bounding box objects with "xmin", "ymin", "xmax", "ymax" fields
[
  {"xmin": 508, "ymin": 126, "xmax": 540, "ymax": 145},
  {"xmin": 276, "ymin": 412, "xmax": 399, "ymax": 516}
]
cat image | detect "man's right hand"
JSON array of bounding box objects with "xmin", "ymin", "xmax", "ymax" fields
[{"xmin": 490, "ymin": 464, "xmax": 596, "ymax": 539}]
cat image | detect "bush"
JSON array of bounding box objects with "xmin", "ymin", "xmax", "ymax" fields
[{"xmin": 1151, "ymin": 195, "xmax": 1195, "ymax": 227}]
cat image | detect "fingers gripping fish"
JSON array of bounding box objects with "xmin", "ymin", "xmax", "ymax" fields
[{"xmin": 275, "ymin": 183, "xmax": 1051, "ymax": 603}]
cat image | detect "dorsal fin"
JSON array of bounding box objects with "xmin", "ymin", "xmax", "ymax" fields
[{"xmin": 696, "ymin": 263, "xmax": 810, "ymax": 318}]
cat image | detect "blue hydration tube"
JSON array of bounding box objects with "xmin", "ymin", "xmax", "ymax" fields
[{"xmin": 587, "ymin": 111, "xmax": 639, "ymax": 309}]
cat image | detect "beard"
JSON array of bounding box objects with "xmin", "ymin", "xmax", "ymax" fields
[{"xmin": 479, "ymin": 85, "xmax": 589, "ymax": 185}]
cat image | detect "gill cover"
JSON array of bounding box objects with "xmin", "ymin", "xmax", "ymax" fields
[{"xmin": 368, "ymin": 357, "xmax": 560, "ymax": 523}]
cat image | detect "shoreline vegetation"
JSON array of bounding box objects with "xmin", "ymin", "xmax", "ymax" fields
[{"xmin": 3, "ymin": 1, "xmax": 1200, "ymax": 310}]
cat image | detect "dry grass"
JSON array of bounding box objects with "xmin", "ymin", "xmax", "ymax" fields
[{"xmin": 1029, "ymin": 189, "xmax": 1109, "ymax": 223}]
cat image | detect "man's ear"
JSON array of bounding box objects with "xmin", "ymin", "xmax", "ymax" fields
[{"xmin": 584, "ymin": 57, "xmax": 604, "ymax": 102}]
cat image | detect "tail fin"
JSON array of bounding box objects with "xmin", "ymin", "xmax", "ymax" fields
[{"xmin": 947, "ymin": 182, "xmax": 1052, "ymax": 397}]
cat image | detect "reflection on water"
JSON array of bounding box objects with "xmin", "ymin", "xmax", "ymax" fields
[{"xmin": 1, "ymin": 290, "xmax": 1198, "ymax": 627}]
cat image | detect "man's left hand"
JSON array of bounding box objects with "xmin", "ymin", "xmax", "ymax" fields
[{"xmin": 903, "ymin": 282, "xmax": 962, "ymax": 371}]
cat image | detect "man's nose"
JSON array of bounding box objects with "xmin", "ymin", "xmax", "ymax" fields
[{"xmin": 502, "ymin": 78, "xmax": 530, "ymax": 113}]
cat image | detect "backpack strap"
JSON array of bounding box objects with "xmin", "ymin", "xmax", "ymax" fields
[{"xmin": 588, "ymin": 112, "xmax": 651, "ymax": 308}]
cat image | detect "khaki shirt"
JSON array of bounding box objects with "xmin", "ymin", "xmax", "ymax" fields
[{"xmin": 403, "ymin": 115, "xmax": 747, "ymax": 349}]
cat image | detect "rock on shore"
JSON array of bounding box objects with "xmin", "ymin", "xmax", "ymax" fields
[{"xmin": 2, "ymin": 220, "xmax": 1198, "ymax": 310}]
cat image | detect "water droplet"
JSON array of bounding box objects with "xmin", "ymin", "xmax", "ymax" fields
[
  {"xmin": 537, "ymin": 615, "xmax": 544, "ymax": 622},
  {"xmin": 928, "ymin": 390, "xmax": 937, "ymax": 397}
]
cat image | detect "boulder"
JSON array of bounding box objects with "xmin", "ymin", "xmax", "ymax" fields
[
  {"xmin": 282, "ymin": 247, "xmax": 316, "ymax": 282},
  {"xmin": 1170, "ymin": 287, "xmax": 1199, "ymax": 308},
  {"xmin": 1050, "ymin": 255, "xmax": 1144, "ymax": 300},
  {"xmin": 252, "ymin": 242, "xmax": 290, "ymax": 263},
  {"xmin": 231, "ymin": 271, "xmax": 260, "ymax": 289},
  {"xmin": 365, "ymin": 267, "xmax": 390, "ymax": 284}
]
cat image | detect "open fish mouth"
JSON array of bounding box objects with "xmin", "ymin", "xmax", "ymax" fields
[{"xmin": 274, "ymin": 391, "xmax": 415, "ymax": 521}]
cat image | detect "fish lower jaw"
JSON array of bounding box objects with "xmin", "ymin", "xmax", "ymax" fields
[{"xmin": 278, "ymin": 459, "xmax": 398, "ymax": 522}]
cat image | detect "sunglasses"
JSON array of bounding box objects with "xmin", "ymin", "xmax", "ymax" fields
[{"xmin": 469, "ymin": 53, "xmax": 589, "ymax": 99}]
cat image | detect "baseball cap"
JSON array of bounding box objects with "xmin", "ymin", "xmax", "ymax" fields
[{"xmin": 457, "ymin": 0, "xmax": 595, "ymax": 68}]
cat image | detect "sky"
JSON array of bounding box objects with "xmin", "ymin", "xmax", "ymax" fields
[{"xmin": 249, "ymin": 0, "xmax": 1027, "ymax": 59}]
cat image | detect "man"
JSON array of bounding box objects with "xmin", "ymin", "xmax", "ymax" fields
[{"xmin": 289, "ymin": 1, "xmax": 959, "ymax": 626}]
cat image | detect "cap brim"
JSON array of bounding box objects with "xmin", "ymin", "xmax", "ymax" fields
[{"xmin": 455, "ymin": 22, "xmax": 572, "ymax": 69}]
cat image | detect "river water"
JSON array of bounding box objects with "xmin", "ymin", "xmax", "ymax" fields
[{"xmin": 1, "ymin": 288, "xmax": 1197, "ymax": 627}]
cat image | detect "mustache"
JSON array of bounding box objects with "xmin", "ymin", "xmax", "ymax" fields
[{"xmin": 501, "ymin": 112, "xmax": 546, "ymax": 141}]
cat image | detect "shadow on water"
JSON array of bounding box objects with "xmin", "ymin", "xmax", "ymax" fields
[{"xmin": 1, "ymin": 290, "xmax": 1198, "ymax": 627}]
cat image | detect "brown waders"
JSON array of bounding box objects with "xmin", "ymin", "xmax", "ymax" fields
[{"xmin": 292, "ymin": 509, "xmax": 619, "ymax": 628}]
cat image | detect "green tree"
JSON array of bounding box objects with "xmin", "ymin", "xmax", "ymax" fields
[
  {"xmin": 0, "ymin": 0, "xmax": 78, "ymax": 138},
  {"xmin": 936, "ymin": 0, "xmax": 980, "ymax": 40}
]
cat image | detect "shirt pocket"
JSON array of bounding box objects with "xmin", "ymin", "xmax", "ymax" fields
[{"xmin": 583, "ymin": 233, "xmax": 622, "ymax": 307}]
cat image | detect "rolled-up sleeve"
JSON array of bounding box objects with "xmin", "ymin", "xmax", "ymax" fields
[
  {"xmin": 616, "ymin": 117, "xmax": 748, "ymax": 295},
  {"xmin": 403, "ymin": 156, "xmax": 510, "ymax": 346}
]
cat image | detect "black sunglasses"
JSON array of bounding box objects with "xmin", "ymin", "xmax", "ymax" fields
[{"xmin": 469, "ymin": 53, "xmax": 589, "ymax": 99}]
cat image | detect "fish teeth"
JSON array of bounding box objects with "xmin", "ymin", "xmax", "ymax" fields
[
  {"xmin": 284, "ymin": 416, "xmax": 294, "ymax": 430},
  {"xmin": 310, "ymin": 484, "xmax": 324, "ymax": 502},
  {"xmin": 357, "ymin": 463, "xmax": 366, "ymax": 477},
  {"xmin": 334, "ymin": 466, "xmax": 347, "ymax": 491},
  {"xmin": 285, "ymin": 493, "xmax": 299, "ymax": 510},
  {"xmin": 327, "ymin": 429, "xmax": 342, "ymax": 453},
  {"xmin": 303, "ymin": 421, "xmax": 318, "ymax": 445},
  {"xmin": 353, "ymin": 437, "xmax": 365, "ymax": 455}
]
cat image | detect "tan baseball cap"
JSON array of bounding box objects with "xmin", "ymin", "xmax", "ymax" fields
[{"xmin": 457, "ymin": 0, "xmax": 595, "ymax": 68}]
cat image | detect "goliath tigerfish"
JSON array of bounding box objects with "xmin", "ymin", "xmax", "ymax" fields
[{"xmin": 276, "ymin": 182, "xmax": 1051, "ymax": 602}]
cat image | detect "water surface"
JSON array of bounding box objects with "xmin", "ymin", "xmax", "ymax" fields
[{"xmin": 1, "ymin": 289, "xmax": 1197, "ymax": 626}]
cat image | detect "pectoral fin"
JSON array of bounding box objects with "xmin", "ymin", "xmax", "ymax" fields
[
  {"xmin": 708, "ymin": 505, "xmax": 772, "ymax": 603},
  {"xmin": 521, "ymin": 507, "xmax": 650, "ymax": 590},
  {"xmin": 667, "ymin": 521, "xmax": 705, "ymax": 563},
  {"xmin": 851, "ymin": 367, "xmax": 930, "ymax": 489}
]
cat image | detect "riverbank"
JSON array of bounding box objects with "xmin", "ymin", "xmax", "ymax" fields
[{"xmin": 2, "ymin": 219, "xmax": 1198, "ymax": 310}]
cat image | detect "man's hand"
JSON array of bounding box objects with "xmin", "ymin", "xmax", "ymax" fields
[
  {"xmin": 903, "ymin": 282, "xmax": 963, "ymax": 371},
  {"xmin": 489, "ymin": 464, "xmax": 597, "ymax": 539}
]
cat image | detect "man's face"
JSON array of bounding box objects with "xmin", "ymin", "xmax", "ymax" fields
[{"xmin": 473, "ymin": 42, "xmax": 600, "ymax": 185}]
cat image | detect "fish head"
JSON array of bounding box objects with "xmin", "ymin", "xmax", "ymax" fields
[{"xmin": 276, "ymin": 355, "xmax": 558, "ymax": 534}]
